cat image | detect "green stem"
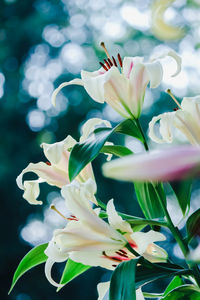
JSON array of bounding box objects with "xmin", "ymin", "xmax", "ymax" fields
[
  {"xmin": 134, "ymin": 120, "xmax": 200, "ymax": 287},
  {"xmin": 135, "ymin": 118, "xmax": 149, "ymax": 151},
  {"xmin": 155, "ymin": 187, "xmax": 200, "ymax": 287}
]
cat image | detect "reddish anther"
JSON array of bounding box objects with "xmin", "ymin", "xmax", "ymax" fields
[
  {"xmin": 112, "ymin": 56, "xmax": 117, "ymax": 67},
  {"xmin": 117, "ymin": 53, "xmax": 123, "ymax": 67},
  {"xmin": 46, "ymin": 161, "xmax": 51, "ymax": 166},
  {"xmin": 99, "ymin": 62, "xmax": 108, "ymax": 71},
  {"xmin": 104, "ymin": 59, "xmax": 111, "ymax": 69},
  {"xmin": 107, "ymin": 58, "xmax": 113, "ymax": 67}
]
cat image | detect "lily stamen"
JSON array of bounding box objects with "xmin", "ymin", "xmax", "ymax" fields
[
  {"xmin": 50, "ymin": 204, "xmax": 78, "ymax": 221},
  {"xmin": 100, "ymin": 42, "xmax": 111, "ymax": 59},
  {"xmin": 104, "ymin": 59, "xmax": 111, "ymax": 69},
  {"xmin": 166, "ymin": 89, "xmax": 182, "ymax": 109},
  {"xmin": 117, "ymin": 53, "xmax": 123, "ymax": 68},
  {"xmin": 99, "ymin": 62, "xmax": 108, "ymax": 71}
]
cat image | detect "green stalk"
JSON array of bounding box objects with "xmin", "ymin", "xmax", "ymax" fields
[
  {"xmin": 135, "ymin": 118, "xmax": 200, "ymax": 287},
  {"xmin": 135, "ymin": 118, "xmax": 149, "ymax": 151}
]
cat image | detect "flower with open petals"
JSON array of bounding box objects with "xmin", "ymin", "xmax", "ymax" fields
[
  {"xmin": 16, "ymin": 118, "xmax": 110, "ymax": 205},
  {"xmin": 52, "ymin": 43, "xmax": 181, "ymax": 119},
  {"xmin": 44, "ymin": 179, "xmax": 167, "ymax": 287},
  {"xmin": 149, "ymin": 96, "xmax": 200, "ymax": 145},
  {"xmin": 103, "ymin": 145, "xmax": 200, "ymax": 182},
  {"xmin": 97, "ymin": 281, "xmax": 144, "ymax": 300}
]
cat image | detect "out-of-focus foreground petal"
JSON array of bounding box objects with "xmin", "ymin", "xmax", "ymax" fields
[
  {"xmin": 151, "ymin": 0, "xmax": 185, "ymax": 41},
  {"xmin": 103, "ymin": 146, "xmax": 200, "ymax": 182}
]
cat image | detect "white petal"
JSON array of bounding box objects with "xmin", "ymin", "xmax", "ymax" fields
[
  {"xmin": 80, "ymin": 118, "xmax": 111, "ymax": 143},
  {"xmin": 45, "ymin": 259, "xmax": 65, "ymax": 288},
  {"xmin": 151, "ymin": 49, "xmax": 182, "ymax": 77},
  {"xmin": 143, "ymin": 243, "xmax": 168, "ymax": 263},
  {"xmin": 136, "ymin": 288, "xmax": 145, "ymax": 300},
  {"xmin": 51, "ymin": 78, "xmax": 83, "ymax": 106},
  {"xmin": 145, "ymin": 60, "xmax": 163, "ymax": 88},
  {"xmin": 97, "ymin": 281, "xmax": 110, "ymax": 300},
  {"xmin": 23, "ymin": 179, "xmax": 43, "ymax": 205},
  {"xmin": 41, "ymin": 135, "xmax": 76, "ymax": 165},
  {"xmin": 81, "ymin": 69, "xmax": 106, "ymax": 103},
  {"xmin": 106, "ymin": 199, "xmax": 132, "ymax": 233},
  {"xmin": 167, "ymin": 50, "xmax": 182, "ymax": 77},
  {"xmin": 45, "ymin": 240, "xmax": 69, "ymax": 262},
  {"xmin": 122, "ymin": 56, "xmax": 144, "ymax": 79},
  {"xmin": 130, "ymin": 230, "xmax": 166, "ymax": 254},
  {"xmin": 70, "ymin": 251, "xmax": 115, "ymax": 270},
  {"xmin": 149, "ymin": 112, "xmax": 175, "ymax": 144}
]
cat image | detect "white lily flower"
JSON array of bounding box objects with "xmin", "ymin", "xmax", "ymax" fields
[
  {"xmin": 52, "ymin": 43, "xmax": 181, "ymax": 119},
  {"xmin": 16, "ymin": 118, "xmax": 110, "ymax": 205},
  {"xmin": 44, "ymin": 180, "xmax": 167, "ymax": 287},
  {"xmin": 97, "ymin": 281, "xmax": 144, "ymax": 300},
  {"xmin": 149, "ymin": 96, "xmax": 200, "ymax": 145}
]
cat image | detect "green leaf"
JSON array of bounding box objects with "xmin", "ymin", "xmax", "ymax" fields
[
  {"xmin": 57, "ymin": 259, "xmax": 90, "ymax": 292},
  {"xmin": 100, "ymin": 145, "xmax": 133, "ymax": 157},
  {"xmin": 186, "ymin": 208, "xmax": 200, "ymax": 242},
  {"xmin": 135, "ymin": 262, "xmax": 187, "ymax": 289},
  {"xmin": 163, "ymin": 276, "xmax": 184, "ymax": 297},
  {"xmin": 162, "ymin": 284, "xmax": 200, "ymax": 300},
  {"xmin": 134, "ymin": 182, "xmax": 166, "ymax": 219},
  {"xmin": 69, "ymin": 119, "xmax": 142, "ymax": 181},
  {"xmin": 109, "ymin": 257, "xmax": 142, "ymax": 300},
  {"xmin": 9, "ymin": 243, "xmax": 48, "ymax": 294},
  {"xmin": 170, "ymin": 179, "xmax": 192, "ymax": 215}
]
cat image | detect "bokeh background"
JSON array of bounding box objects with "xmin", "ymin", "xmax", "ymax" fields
[{"xmin": 1, "ymin": 0, "xmax": 200, "ymax": 299}]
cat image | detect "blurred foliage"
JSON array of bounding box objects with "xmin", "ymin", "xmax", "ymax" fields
[{"xmin": 1, "ymin": 0, "xmax": 200, "ymax": 299}]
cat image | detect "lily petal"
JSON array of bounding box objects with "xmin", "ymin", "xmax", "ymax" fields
[
  {"xmin": 22, "ymin": 179, "xmax": 43, "ymax": 205},
  {"xmin": 41, "ymin": 135, "xmax": 76, "ymax": 165},
  {"xmin": 103, "ymin": 146, "xmax": 200, "ymax": 182},
  {"xmin": 130, "ymin": 230, "xmax": 166, "ymax": 254},
  {"xmin": 149, "ymin": 112, "xmax": 175, "ymax": 144},
  {"xmin": 106, "ymin": 199, "xmax": 132, "ymax": 234},
  {"xmin": 80, "ymin": 118, "xmax": 111, "ymax": 143},
  {"xmin": 45, "ymin": 259, "xmax": 65, "ymax": 288},
  {"xmin": 97, "ymin": 281, "xmax": 110, "ymax": 300},
  {"xmin": 51, "ymin": 78, "xmax": 84, "ymax": 106}
]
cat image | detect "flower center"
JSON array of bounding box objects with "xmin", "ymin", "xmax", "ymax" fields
[{"xmin": 99, "ymin": 42, "xmax": 123, "ymax": 71}]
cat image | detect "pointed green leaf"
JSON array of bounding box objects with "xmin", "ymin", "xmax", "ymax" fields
[
  {"xmin": 100, "ymin": 145, "xmax": 133, "ymax": 157},
  {"xmin": 170, "ymin": 179, "xmax": 192, "ymax": 215},
  {"xmin": 135, "ymin": 262, "xmax": 187, "ymax": 289},
  {"xmin": 162, "ymin": 276, "xmax": 184, "ymax": 297},
  {"xmin": 162, "ymin": 284, "xmax": 200, "ymax": 300},
  {"xmin": 9, "ymin": 243, "xmax": 48, "ymax": 294},
  {"xmin": 109, "ymin": 257, "xmax": 142, "ymax": 300},
  {"xmin": 69, "ymin": 119, "xmax": 142, "ymax": 181},
  {"xmin": 57, "ymin": 259, "xmax": 90, "ymax": 292},
  {"xmin": 134, "ymin": 182, "xmax": 166, "ymax": 219},
  {"xmin": 186, "ymin": 208, "xmax": 200, "ymax": 242}
]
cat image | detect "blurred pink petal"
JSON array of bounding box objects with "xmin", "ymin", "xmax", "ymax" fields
[{"xmin": 103, "ymin": 146, "xmax": 200, "ymax": 182}]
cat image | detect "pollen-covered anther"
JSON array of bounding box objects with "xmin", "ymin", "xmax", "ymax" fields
[
  {"xmin": 99, "ymin": 62, "xmax": 108, "ymax": 71},
  {"xmin": 104, "ymin": 59, "xmax": 111, "ymax": 69},
  {"xmin": 50, "ymin": 204, "xmax": 78, "ymax": 221},
  {"xmin": 46, "ymin": 161, "xmax": 51, "ymax": 166},
  {"xmin": 117, "ymin": 53, "xmax": 123, "ymax": 68}
]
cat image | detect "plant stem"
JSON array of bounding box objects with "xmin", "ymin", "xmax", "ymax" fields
[
  {"xmin": 155, "ymin": 187, "xmax": 200, "ymax": 287},
  {"xmin": 135, "ymin": 118, "xmax": 149, "ymax": 151},
  {"xmin": 135, "ymin": 119, "xmax": 200, "ymax": 287}
]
